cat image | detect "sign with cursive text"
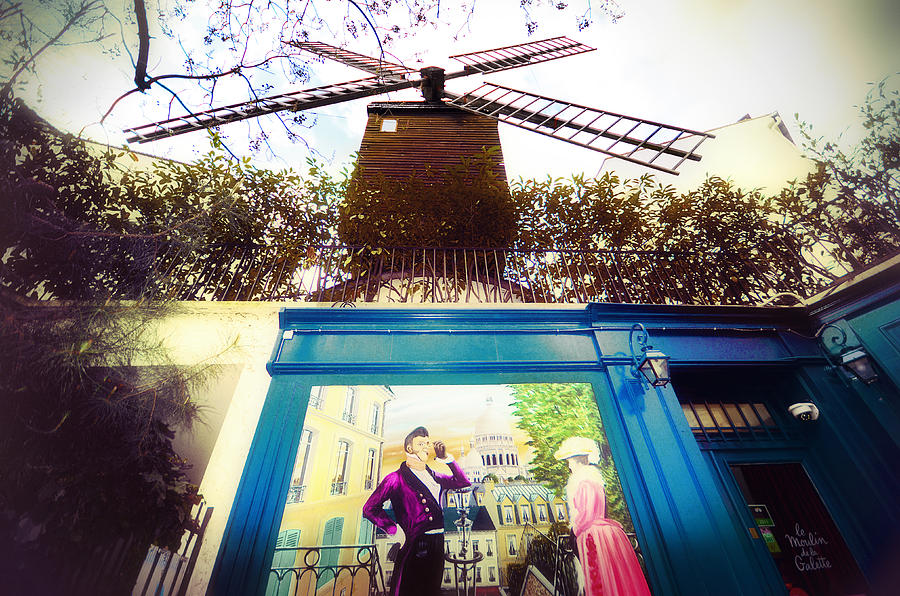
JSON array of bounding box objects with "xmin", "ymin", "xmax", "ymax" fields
[{"xmin": 785, "ymin": 523, "xmax": 832, "ymax": 573}]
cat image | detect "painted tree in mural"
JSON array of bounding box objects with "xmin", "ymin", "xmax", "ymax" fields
[{"xmin": 509, "ymin": 383, "xmax": 633, "ymax": 533}]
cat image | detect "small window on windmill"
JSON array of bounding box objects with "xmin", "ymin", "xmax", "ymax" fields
[{"xmin": 380, "ymin": 118, "xmax": 398, "ymax": 132}]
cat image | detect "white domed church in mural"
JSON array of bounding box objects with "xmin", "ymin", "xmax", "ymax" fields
[{"xmin": 458, "ymin": 396, "xmax": 530, "ymax": 482}]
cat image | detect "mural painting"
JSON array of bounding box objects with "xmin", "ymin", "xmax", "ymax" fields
[{"xmin": 267, "ymin": 383, "xmax": 653, "ymax": 595}]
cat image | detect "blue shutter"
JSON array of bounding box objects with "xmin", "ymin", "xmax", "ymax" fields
[
  {"xmin": 265, "ymin": 529, "xmax": 300, "ymax": 596},
  {"xmin": 317, "ymin": 517, "xmax": 344, "ymax": 589},
  {"xmin": 359, "ymin": 516, "xmax": 375, "ymax": 544}
]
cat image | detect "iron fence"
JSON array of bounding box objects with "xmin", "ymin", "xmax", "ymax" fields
[
  {"xmin": 286, "ymin": 484, "xmax": 306, "ymax": 504},
  {"xmin": 132, "ymin": 503, "xmax": 215, "ymax": 596},
  {"xmin": 266, "ymin": 543, "xmax": 386, "ymax": 596},
  {"xmin": 142, "ymin": 242, "xmax": 855, "ymax": 306},
  {"xmin": 510, "ymin": 522, "xmax": 645, "ymax": 596}
]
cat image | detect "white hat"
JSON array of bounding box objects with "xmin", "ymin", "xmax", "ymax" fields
[{"xmin": 553, "ymin": 436, "xmax": 600, "ymax": 464}]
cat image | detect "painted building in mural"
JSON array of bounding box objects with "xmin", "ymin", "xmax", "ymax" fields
[
  {"xmin": 458, "ymin": 397, "xmax": 530, "ymax": 483},
  {"xmin": 477, "ymin": 479, "xmax": 569, "ymax": 586},
  {"xmin": 271, "ymin": 385, "xmax": 394, "ymax": 596}
]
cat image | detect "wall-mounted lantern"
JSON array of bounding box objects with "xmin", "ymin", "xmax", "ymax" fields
[
  {"xmin": 629, "ymin": 323, "xmax": 671, "ymax": 388},
  {"xmin": 817, "ymin": 324, "xmax": 878, "ymax": 384}
]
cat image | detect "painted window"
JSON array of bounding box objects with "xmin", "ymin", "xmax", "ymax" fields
[
  {"xmin": 265, "ymin": 528, "xmax": 300, "ymax": 596},
  {"xmin": 331, "ymin": 440, "xmax": 350, "ymax": 495},
  {"xmin": 520, "ymin": 505, "xmax": 531, "ymax": 523},
  {"xmin": 365, "ymin": 448, "xmax": 377, "ymax": 490},
  {"xmin": 476, "ymin": 567, "xmax": 482, "ymax": 582},
  {"xmin": 507, "ymin": 534, "xmax": 517, "ymax": 556},
  {"xmin": 369, "ymin": 403, "xmax": 380, "ymax": 434},
  {"xmin": 268, "ymin": 383, "xmax": 650, "ymax": 596},
  {"xmin": 444, "ymin": 568, "xmax": 451, "ymax": 583},
  {"xmin": 342, "ymin": 387, "xmax": 358, "ymax": 425},
  {"xmin": 359, "ymin": 516, "xmax": 374, "ymax": 544},
  {"xmin": 555, "ymin": 503, "xmax": 566, "ymax": 520},
  {"xmin": 489, "ymin": 567, "xmax": 496, "ymax": 582},
  {"xmin": 317, "ymin": 517, "xmax": 343, "ymax": 589},
  {"xmin": 287, "ymin": 428, "xmax": 313, "ymax": 504},
  {"xmin": 308, "ymin": 386, "xmax": 325, "ymax": 409}
]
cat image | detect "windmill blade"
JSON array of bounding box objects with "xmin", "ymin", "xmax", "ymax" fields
[
  {"xmin": 448, "ymin": 36, "xmax": 594, "ymax": 75},
  {"xmin": 288, "ymin": 40, "xmax": 411, "ymax": 78},
  {"xmin": 124, "ymin": 76, "xmax": 417, "ymax": 143},
  {"xmin": 446, "ymin": 83, "xmax": 714, "ymax": 175}
]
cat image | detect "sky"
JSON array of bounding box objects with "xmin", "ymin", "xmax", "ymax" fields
[
  {"xmin": 379, "ymin": 384, "xmax": 534, "ymax": 473},
  {"xmin": 15, "ymin": 0, "xmax": 900, "ymax": 182}
]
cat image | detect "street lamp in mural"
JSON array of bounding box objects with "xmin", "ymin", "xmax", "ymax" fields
[
  {"xmin": 630, "ymin": 324, "xmax": 672, "ymax": 388},
  {"xmin": 445, "ymin": 487, "xmax": 483, "ymax": 596}
]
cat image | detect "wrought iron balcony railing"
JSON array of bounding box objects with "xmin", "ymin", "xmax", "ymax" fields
[
  {"xmin": 267, "ymin": 543, "xmax": 386, "ymax": 596},
  {"xmin": 286, "ymin": 484, "xmax": 306, "ymax": 504},
  {"xmin": 143, "ymin": 242, "xmax": 855, "ymax": 306},
  {"xmin": 511, "ymin": 522, "xmax": 646, "ymax": 596}
]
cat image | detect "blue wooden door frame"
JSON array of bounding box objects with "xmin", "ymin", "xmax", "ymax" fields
[
  {"xmin": 207, "ymin": 305, "xmax": 821, "ymax": 595},
  {"xmin": 706, "ymin": 448, "xmax": 811, "ymax": 591}
]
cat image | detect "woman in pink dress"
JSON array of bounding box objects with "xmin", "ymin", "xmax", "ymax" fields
[{"xmin": 555, "ymin": 437, "xmax": 652, "ymax": 596}]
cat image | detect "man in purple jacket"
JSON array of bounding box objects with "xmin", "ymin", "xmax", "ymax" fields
[{"xmin": 363, "ymin": 426, "xmax": 470, "ymax": 595}]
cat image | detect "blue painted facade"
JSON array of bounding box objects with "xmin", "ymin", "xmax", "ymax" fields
[{"xmin": 208, "ymin": 261, "xmax": 900, "ymax": 594}]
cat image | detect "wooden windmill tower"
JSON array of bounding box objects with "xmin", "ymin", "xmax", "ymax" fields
[{"xmin": 125, "ymin": 37, "xmax": 713, "ymax": 177}]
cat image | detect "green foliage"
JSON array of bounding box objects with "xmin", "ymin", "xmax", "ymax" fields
[
  {"xmin": 0, "ymin": 96, "xmax": 258, "ymax": 588},
  {"xmin": 337, "ymin": 147, "xmax": 515, "ymax": 248},
  {"xmin": 506, "ymin": 85, "xmax": 900, "ymax": 301},
  {"xmin": 0, "ymin": 295, "xmax": 214, "ymax": 591},
  {"xmin": 794, "ymin": 77, "xmax": 900, "ymax": 269},
  {"xmin": 510, "ymin": 383, "xmax": 633, "ymax": 533},
  {"xmin": 1, "ymin": 98, "xmax": 340, "ymax": 300},
  {"xmin": 512, "ymin": 172, "xmax": 671, "ymax": 250}
]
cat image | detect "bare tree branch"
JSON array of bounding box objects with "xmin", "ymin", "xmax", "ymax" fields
[
  {"xmin": 133, "ymin": 0, "xmax": 151, "ymax": 90},
  {"xmin": 99, "ymin": 53, "xmax": 301, "ymax": 124},
  {"xmin": 1, "ymin": 0, "xmax": 105, "ymax": 97}
]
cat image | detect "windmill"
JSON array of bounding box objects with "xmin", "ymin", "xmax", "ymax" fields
[{"xmin": 124, "ymin": 37, "xmax": 713, "ymax": 176}]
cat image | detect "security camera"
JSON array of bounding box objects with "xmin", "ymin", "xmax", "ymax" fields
[{"xmin": 788, "ymin": 402, "xmax": 819, "ymax": 422}]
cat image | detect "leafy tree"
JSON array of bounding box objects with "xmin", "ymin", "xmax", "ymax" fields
[
  {"xmin": 0, "ymin": 95, "xmax": 269, "ymax": 592},
  {"xmin": 506, "ymin": 84, "xmax": 900, "ymax": 304},
  {"xmin": 1, "ymin": 97, "xmax": 340, "ymax": 300},
  {"xmin": 338, "ymin": 147, "xmax": 515, "ymax": 248},
  {"xmin": 512, "ymin": 172, "xmax": 665, "ymax": 250},
  {"xmin": 509, "ymin": 383, "xmax": 633, "ymax": 533},
  {"xmin": 790, "ymin": 78, "xmax": 900, "ymax": 270}
]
